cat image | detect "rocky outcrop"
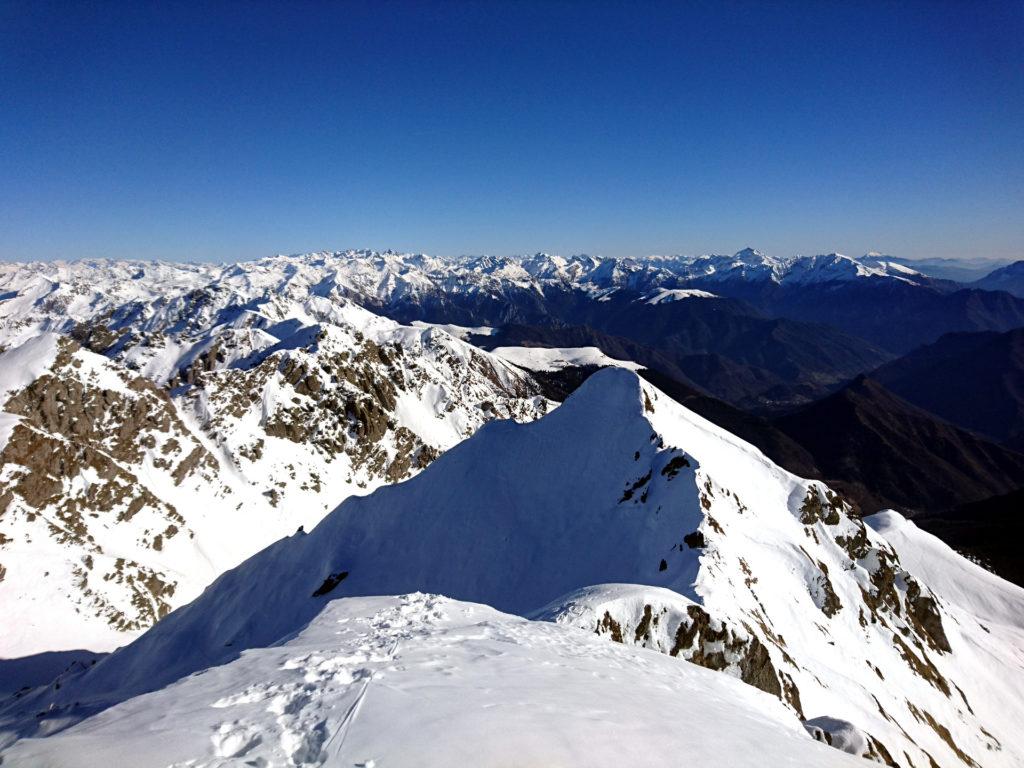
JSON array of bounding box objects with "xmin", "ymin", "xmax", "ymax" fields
[{"xmin": 0, "ymin": 338, "xmax": 221, "ymax": 642}]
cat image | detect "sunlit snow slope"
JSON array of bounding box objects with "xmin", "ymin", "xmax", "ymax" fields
[
  {"xmin": 2, "ymin": 369, "xmax": 1020, "ymax": 767},
  {"xmin": 3, "ymin": 593, "xmax": 866, "ymax": 768}
]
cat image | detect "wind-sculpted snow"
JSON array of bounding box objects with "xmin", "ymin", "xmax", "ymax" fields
[
  {"xmin": 1, "ymin": 369, "xmax": 1020, "ymax": 767},
  {"xmin": 2, "ymin": 594, "xmax": 864, "ymax": 768}
]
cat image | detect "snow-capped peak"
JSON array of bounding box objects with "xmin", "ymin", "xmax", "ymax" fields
[
  {"xmin": 733, "ymin": 246, "xmax": 769, "ymax": 262},
  {"xmin": 3, "ymin": 369, "xmax": 1020, "ymax": 768}
]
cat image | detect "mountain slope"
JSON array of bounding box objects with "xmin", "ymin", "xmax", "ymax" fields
[
  {"xmin": 0, "ymin": 334, "xmax": 236, "ymax": 655},
  {"xmin": 0, "ymin": 303, "xmax": 548, "ymax": 656},
  {"xmin": 872, "ymin": 328, "xmax": 1024, "ymax": 447},
  {"xmin": 3, "ymin": 369, "xmax": 1020, "ymax": 767},
  {"xmin": 484, "ymin": 337, "xmax": 821, "ymax": 479},
  {"xmin": 480, "ymin": 316, "xmax": 889, "ymax": 410},
  {"xmin": 973, "ymin": 260, "xmax": 1024, "ymax": 298},
  {"xmin": 773, "ymin": 376, "xmax": 1024, "ymax": 513},
  {"xmin": 3, "ymin": 594, "xmax": 863, "ymax": 768}
]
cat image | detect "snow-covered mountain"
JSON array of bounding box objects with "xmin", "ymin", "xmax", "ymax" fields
[
  {"xmin": 3, "ymin": 594, "xmax": 864, "ymax": 768},
  {"xmin": 0, "ymin": 251, "xmax": 983, "ymax": 410},
  {"xmin": 0, "ymin": 261, "xmax": 549, "ymax": 657},
  {"xmin": 1, "ymin": 250, "xmax": 1020, "ymax": 658},
  {"xmin": 0, "ymin": 249, "xmax": 926, "ymax": 344},
  {"xmin": 3, "ymin": 369, "xmax": 1021, "ymax": 768}
]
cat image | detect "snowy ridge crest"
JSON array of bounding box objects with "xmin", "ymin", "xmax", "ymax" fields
[{"xmin": 1, "ymin": 369, "xmax": 1021, "ymax": 768}]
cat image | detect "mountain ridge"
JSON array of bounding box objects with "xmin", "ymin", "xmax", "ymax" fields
[{"xmin": 3, "ymin": 369, "xmax": 1021, "ymax": 767}]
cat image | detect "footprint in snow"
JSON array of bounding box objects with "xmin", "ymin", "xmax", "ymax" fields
[{"xmin": 210, "ymin": 720, "xmax": 262, "ymax": 758}]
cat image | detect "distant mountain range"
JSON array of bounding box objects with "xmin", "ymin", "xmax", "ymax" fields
[
  {"xmin": 4, "ymin": 251, "xmax": 1024, "ymax": 766},
  {"xmin": 973, "ymin": 260, "xmax": 1024, "ymax": 297},
  {"xmin": 884, "ymin": 255, "xmax": 1011, "ymax": 283}
]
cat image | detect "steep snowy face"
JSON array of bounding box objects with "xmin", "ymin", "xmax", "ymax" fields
[
  {"xmin": 0, "ymin": 276, "xmax": 548, "ymax": 655},
  {"xmin": 3, "ymin": 369, "xmax": 1020, "ymax": 768},
  {"xmin": 2, "ymin": 594, "xmax": 864, "ymax": 768}
]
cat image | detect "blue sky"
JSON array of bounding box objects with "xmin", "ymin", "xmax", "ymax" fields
[{"xmin": 2, "ymin": 1, "xmax": 1022, "ymax": 262}]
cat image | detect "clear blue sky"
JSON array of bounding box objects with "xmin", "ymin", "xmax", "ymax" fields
[{"xmin": 2, "ymin": 1, "xmax": 1022, "ymax": 262}]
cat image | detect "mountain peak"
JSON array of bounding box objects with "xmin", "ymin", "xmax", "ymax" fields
[
  {"xmin": 733, "ymin": 246, "xmax": 768, "ymax": 261},
  {"xmin": 6, "ymin": 366, "xmax": 1021, "ymax": 768}
]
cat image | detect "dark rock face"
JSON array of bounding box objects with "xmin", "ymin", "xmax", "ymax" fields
[
  {"xmin": 799, "ymin": 487, "xmax": 845, "ymax": 526},
  {"xmin": 311, "ymin": 570, "xmax": 349, "ymax": 597},
  {"xmin": 590, "ymin": 601, "xmax": 787, "ymax": 703},
  {"xmin": 683, "ymin": 530, "xmax": 706, "ymax": 549},
  {"xmin": 906, "ymin": 580, "xmax": 951, "ymax": 654},
  {"xmin": 670, "ymin": 604, "xmax": 783, "ymax": 700},
  {"xmin": 597, "ymin": 611, "xmax": 624, "ymax": 644},
  {"xmin": 813, "ymin": 561, "xmax": 842, "ymax": 618}
]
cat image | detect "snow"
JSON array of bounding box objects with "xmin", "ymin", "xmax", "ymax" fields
[
  {"xmin": 491, "ymin": 345, "xmax": 643, "ymax": 372},
  {"xmin": 0, "ymin": 283, "xmax": 548, "ymax": 658},
  {"xmin": 0, "ymin": 652, "xmax": 105, "ymax": 697},
  {"xmin": 0, "ymin": 253, "xmax": 1020, "ymax": 766},
  {"xmin": 879, "ymin": 260, "xmax": 920, "ymax": 275},
  {"xmin": 3, "ymin": 369, "xmax": 1021, "ymax": 767},
  {"xmin": 863, "ymin": 510, "xmax": 1024, "ymax": 761},
  {"xmin": 409, "ymin": 320, "xmax": 495, "ymax": 340},
  {"xmin": 0, "ymin": 332, "xmax": 59, "ymax": 403},
  {"xmin": 3, "ymin": 594, "xmax": 862, "ymax": 767},
  {"xmin": 0, "ymin": 333, "xmax": 60, "ymax": 449},
  {"xmin": 866, "ymin": 510, "xmax": 1024, "ymax": 628},
  {"xmin": 644, "ymin": 288, "xmax": 718, "ymax": 304}
]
